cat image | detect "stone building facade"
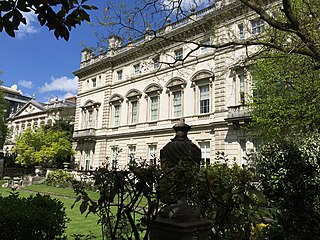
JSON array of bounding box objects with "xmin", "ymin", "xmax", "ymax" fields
[
  {"xmin": 4, "ymin": 97, "xmax": 76, "ymax": 152},
  {"xmin": 72, "ymin": 1, "xmax": 273, "ymax": 170}
]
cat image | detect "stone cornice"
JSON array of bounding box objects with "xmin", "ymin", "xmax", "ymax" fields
[{"xmin": 73, "ymin": 1, "xmax": 248, "ymax": 79}]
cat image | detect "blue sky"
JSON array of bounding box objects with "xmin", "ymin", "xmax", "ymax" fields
[
  {"xmin": 0, "ymin": 5, "xmax": 102, "ymax": 102},
  {"xmin": 0, "ymin": 0, "xmax": 206, "ymax": 103}
]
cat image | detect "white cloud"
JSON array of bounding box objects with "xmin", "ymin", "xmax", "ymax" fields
[
  {"xmin": 18, "ymin": 80, "xmax": 33, "ymax": 89},
  {"xmin": 16, "ymin": 12, "xmax": 39, "ymax": 38},
  {"xmin": 39, "ymin": 76, "xmax": 78, "ymax": 94}
]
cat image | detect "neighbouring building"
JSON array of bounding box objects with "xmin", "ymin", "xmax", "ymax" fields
[
  {"xmin": 4, "ymin": 97, "xmax": 76, "ymax": 153},
  {"xmin": 0, "ymin": 85, "xmax": 32, "ymax": 120},
  {"xmin": 72, "ymin": 0, "xmax": 274, "ymax": 170}
]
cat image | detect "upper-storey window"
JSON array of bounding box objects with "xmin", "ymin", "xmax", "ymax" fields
[
  {"xmin": 251, "ymin": 18, "xmax": 264, "ymax": 34},
  {"xmin": 153, "ymin": 55, "xmax": 160, "ymax": 69},
  {"xmin": 166, "ymin": 78, "xmax": 186, "ymax": 119},
  {"xmin": 81, "ymin": 100, "xmax": 101, "ymax": 129},
  {"xmin": 133, "ymin": 64, "xmax": 141, "ymax": 75},
  {"xmin": 144, "ymin": 83, "xmax": 162, "ymax": 122},
  {"xmin": 117, "ymin": 70, "xmax": 123, "ymax": 81},
  {"xmin": 199, "ymin": 85, "xmax": 210, "ymax": 114},
  {"xmin": 126, "ymin": 89, "xmax": 142, "ymax": 124},
  {"xmin": 150, "ymin": 96, "xmax": 158, "ymax": 121},
  {"xmin": 174, "ymin": 48, "xmax": 183, "ymax": 61},
  {"xmin": 92, "ymin": 78, "xmax": 96, "ymax": 88},
  {"xmin": 191, "ymin": 71, "xmax": 214, "ymax": 115},
  {"xmin": 109, "ymin": 94, "xmax": 124, "ymax": 127},
  {"xmin": 233, "ymin": 68, "xmax": 249, "ymax": 105},
  {"xmin": 172, "ymin": 91, "xmax": 182, "ymax": 118},
  {"xmin": 131, "ymin": 100, "xmax": 138, "ymax": 123},
  {"xmin": 200, "ymin": 38, "xmax": 211, "ymax": 53},
  {"xmin": 238, "ymin": 23, "xmax": 245, "ymax": 39},
  {"xmin": 114, "ymin": 105, "xmax": 120, "ymax": 126}
]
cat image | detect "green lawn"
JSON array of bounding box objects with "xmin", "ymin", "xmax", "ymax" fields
[{"xmin": 0, "ymin": 186, "xmax": 102, "ymax": 239}]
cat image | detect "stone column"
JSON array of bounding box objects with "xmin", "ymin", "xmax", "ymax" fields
[{"xmin": 151, "ymin": 118, "xmax": 212, "ymax": 240}]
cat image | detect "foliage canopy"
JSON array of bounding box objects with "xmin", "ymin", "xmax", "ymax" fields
[
  {"xmin": 14, "ymin": 127, "xmax": 75, "ymax": 167},
  {"xmin": 0, "ymin": 0, "xmax": 97, "ymax": 40}
]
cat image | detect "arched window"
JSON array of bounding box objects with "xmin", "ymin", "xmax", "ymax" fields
[
  {"xmin": 81, "ymin": 100, "xmax": 101, "ymax": 129},
  {"xmin": 191, "ymin": 70, "xmax": 214, "ymax": 115},
  {"xmin": 144, "ymin": 83, "xmax": 163, "ymax": 121},
  {"xmin": 109, "ymin": 94, "xmax": 124, "ymax": 127},
  {"xmin": 125, "ymin": 89, "xmax": 142, "ymax": 124},
  {"xmin": 166, "ymin": 78, "xmax": 187, "ymax": 118}
]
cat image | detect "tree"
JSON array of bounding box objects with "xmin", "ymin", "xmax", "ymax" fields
[
  {"xmin": 14, "ymin": 127, "xmax": 75, "ymax": 167},
  {"xmin": 43, "ymin": 118, "xmax": 74, "ymax": 141},
  {"xmin": 0, "ymin": 81, "xmax": 7, "ymax": 149},
  {"xmin": 96, "ymin": 0, "xmax": 320, "ymax": 63},
  {"xmin": 0, "ymin": 0, "xmax": 97, "ymax": 40},
  {"xmin": 248, "ymin": 50, "xmax": 320, "ymax": 141}
]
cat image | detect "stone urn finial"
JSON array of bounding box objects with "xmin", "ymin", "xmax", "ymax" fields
[{"xmin": 160, "ymin": 118, "xmax": 201, "ymax": 167}]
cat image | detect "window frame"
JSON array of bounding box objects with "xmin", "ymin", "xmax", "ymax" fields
[
  {"xmin": 117, "ymin": 70, "xmax": 123, "ymax": 81},
  {"xmin": 174, "ymin": 48, "xmax": 183, "ymax": 61},
  {"xmin": 133, "ymin": 64, "xmax": 141, "ymax": 75},
  {"xmin": 251, "ymin": 18, "xmax": 264, "ymax": 35}
]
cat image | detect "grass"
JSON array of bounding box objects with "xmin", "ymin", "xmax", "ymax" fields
[
  {"xmin": 24, "ymin": 184, "xmax": 100, "ymax": 200},
  {"xmin": 0, "ymin": 186, "xmax": 102, "ymax": 239}
]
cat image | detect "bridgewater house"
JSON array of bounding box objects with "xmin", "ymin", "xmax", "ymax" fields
[{"xmin": 72, "ymin": 0, "xmax": 272, "ymax": 170}]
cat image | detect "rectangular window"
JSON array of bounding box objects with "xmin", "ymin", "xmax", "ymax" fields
[
  {"xmin": 111, "ymin": 147, "xmax": 118, "ymax": 169},
  {"xmin": 199, "ymin": 142, "xmax": 210, "ymax": 166},
  {"xmin": 153, "ymin": 56, "xmax": 160, "ymax": 69},
  {"xmin": 131, "ymin": 101, "xmax": 138, "ymax": 123},
  {"xmin": 173, "ymin": 91, "xmax": 182, "ymax": 118},
  {"xmin": 239, "ymin": 73, "xmax": 245, "ymax": 104},
  {"xmin": 92, "ymin": 78, "xmax": 96, "ymax": 88},
  {"xmin": 117, "ymin": 70, "xmax": 123, "ymax": 81},
  {"xmin": 128, "ymin": 145, "xmax": 136, "ymax": 161},
  {"xmin": 88, "ymin": 111, "xmax": 93, "ymax": 128},
  {"xmin": 150, "ymin": 96, "xmax": 158, "ymax": 121},
  {"xmin": 134, "ymin": 64, "xmax": 141, "ymax": 75},
  {"xmin": 252, "ymin": 18, "xmax": 264, "ymax": 34},
  {"xmin": 238, "ymin": 23, "xmax": 244, "ymax": 39},
  {"xmin": 114, "ymin": 105, "xmax": 120, "ymax": 127},
  {"xmin": 174, "ymin": 48, "xmax": 183, "ymax": 60},
  {"xmin": 200, "ymin": 39, "xmax": 210, "ymax": 53},
  {"xmin": 148, "ymin": 145, "xmax": 157, "ymax": 165},
  {"xmin": 240, "ymin": 139, "xmax": 247, "ymax": 165},
  {"xmin": 199, "ymin": 85, "xmax": 210, "ymax": 114},
  {"xmin": 85, "ymin": 151, "xmax": 90, "ymax": 171}
]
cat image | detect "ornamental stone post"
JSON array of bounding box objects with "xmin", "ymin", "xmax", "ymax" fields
[{"xmin": 150, "ymin": 118, "xmax": 212, "ymax": 240}]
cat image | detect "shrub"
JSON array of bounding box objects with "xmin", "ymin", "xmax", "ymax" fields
[
  {"xmin": 46, "ymin": 169, "xmax": 74, "ymax": 188},
  {"xmin": 0, "ymin": 191, "xmax": 69, "ymax": 240},
  {"xmin": 256, "ymin": 135, "xmax": 320, "ymax": 239}
]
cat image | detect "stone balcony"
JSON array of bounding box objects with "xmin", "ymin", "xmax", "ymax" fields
[
  {"xmin": 73, "ymin": 128, "xmax": 97, "ymax": 141},
  {"xmin": 225, "ymin": 105, "xmax": 251, "ymax": 127}
]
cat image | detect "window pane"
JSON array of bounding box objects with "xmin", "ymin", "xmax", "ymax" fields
[
  {"xmin": 111, "ymin": 148, "xmax": 118, "ymax": 168},
  {"xmin": 134, "ymin": 64, "xmax": 140, "ymax": 75},
  {"xmin": 88, "ymin": 111, "xmax": 93, "ymax": 128},
  {"xmin": 85, "ymin": 151, "xmax": 90, "ymax": 171},
  {"xmin": 131, "ymin": 101, "xmax": 138, "ymax": 123},
  {"xmin": 114, "ymin": 105, "xmax": 120, "ymax": 126},
  {"xmin": 117, "ymin": 70, "xmax": 123, "ymax": 81},
  {"xmin": 175, "ymin": 48, "xmax": 183, "ymax": 60},
  {"xmin": 173, "ymin": 91, "xmax": 182, "ymax": 117},
  {"xmin": 252, "ymin": 19, "xmax": 264, "ymax": 34},
  {"xmin": 199, "ymin": 142, "xmax": 210, "ymax": 165},
  {"xmin": 149, "ymin": 145, "xmax": 157, "ymax": 165},
  {"xmin": 200, "ymin": 85, "xmax": 210, "ymax": 114},
  {"xmin": 129, "ymin": 146, "xmax": 136, "ymax": 160},
  {"xmin": 150, "ymin": 96, "xmax": 158, "ymax": 121}
]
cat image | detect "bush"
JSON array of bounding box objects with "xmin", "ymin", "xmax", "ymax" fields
[
  {"xmin": 0, "ymin": 191, "xmax": 69, "ymax": 240},
  {"xmin": 46, "ymin": 169, "xmax": 74, "ymax": 188},
  {"xmin": 256, "ymin": 135, "xmax": 320, "ymax": 240}
]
